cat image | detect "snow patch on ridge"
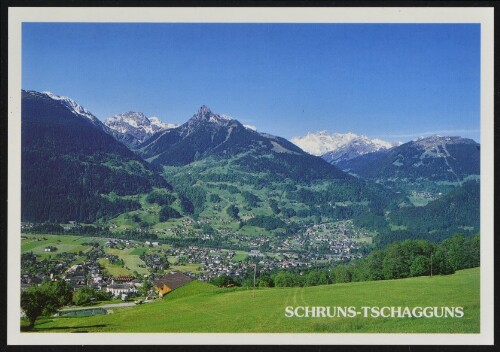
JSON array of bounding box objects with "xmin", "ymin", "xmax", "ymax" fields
[{"xmin": 42, "ymin": 91, "xmax": 100, "ymax": 123}]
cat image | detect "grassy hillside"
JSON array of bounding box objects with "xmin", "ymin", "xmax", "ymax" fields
[{"xmin": 23, "ymin": 268, "xmax": 479, "ymax": 333}]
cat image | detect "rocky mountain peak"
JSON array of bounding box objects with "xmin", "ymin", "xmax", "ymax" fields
[
  {"xmin": 183, "ymin": 106, "xmax": 234, "ymax": 134},
  {"xmin": 196, "ymin": 105, "xmax": 213, "ymax": 119},
  {"xmin": 104, "ymin": 111, "xmax": 177, "ymax": 148}
]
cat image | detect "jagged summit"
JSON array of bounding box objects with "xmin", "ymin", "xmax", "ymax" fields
[
  {"xmin": 106, "ymin": 111, "xmax": 150, "ymax": 126},
  {"xmin": 104, "ymin": 111, "xmax": 177, "ymax": 148},
  {"xmin": 189, "ymin": 105, "xmax": 232, "ymax": 125},
  {"xmin": 177, "ymin": 106, "xmax": 236, "ymax": 139},
  {"xmin": 196, "ymin": 105, "xmax": 212, "ymax": 118}
]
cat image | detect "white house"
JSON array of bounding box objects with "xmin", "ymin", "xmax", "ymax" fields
[{"xmin": 105, "ymin": 283, "xmax": 137, "ymax": 297}]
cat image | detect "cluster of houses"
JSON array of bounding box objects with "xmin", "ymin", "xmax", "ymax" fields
[
  {"xmin": 140, "ymin": 252, "xmax": 170, "ymax": 271},
  {"xmin": 410, "ymin": 190, "xmax": 443, "ymax": 202},
  {"xmin": 296, "ymin": 220, "xmax": 369, "ymax": 258},
  {"xmin": 105, "ymin": 239, "xmax": 134, "ymax": 249},
  {"xmin": 21, "ymin": 251, "xmax": 77, "ymax": 290},
  {"xmin": 155, "ymin": 219, "xmax": 365, "ymax": 261},
  {"xmin": 21, "ymin": 220, "xmax": 371, "ymax": 302},
  {"xmin": 22, "ymin": 247, "xmax": 193, "ymax": 301}
]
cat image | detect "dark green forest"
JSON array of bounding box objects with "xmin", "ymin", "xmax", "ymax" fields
[
  {"xmin": 21, "ymin": 91, "xmax": 167, "ymax": 222},
  {"xmin": 213, "ymin": 234, "xmax": 480, "ymax": 288}
]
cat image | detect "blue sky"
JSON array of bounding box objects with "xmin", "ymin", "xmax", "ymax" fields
[{"xmin": 22, "ymin": 23, "xmax": 480, "ymax": 142}]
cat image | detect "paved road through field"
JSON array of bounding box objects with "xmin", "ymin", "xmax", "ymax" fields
[
  {"xmin": 59, "ymin": 302, "xmax": 140, "ymax": 311},
  {"xmin": 97, "ymin": 302, "xmax": 137, "ymax": 309}
]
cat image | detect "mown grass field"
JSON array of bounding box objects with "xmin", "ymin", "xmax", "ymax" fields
[
  {"xmin": 21, "ymin": 234, "xmax": 102, "ymax": 252},
  {"xmin": 97, "ymin": 258, "xmax": 131, "ymax": 277},
  {"xmin": 23, "ymin": 268, "xmax": 479, "ymax": 333},
  {"xmin": 21, "ymin": 234, "xmax": 103, "ymax": 260}
]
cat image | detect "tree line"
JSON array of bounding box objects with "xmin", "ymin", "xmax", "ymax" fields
[{"xmin": 211, "ymin": 234, "xmax": 479, "ymax": 289}]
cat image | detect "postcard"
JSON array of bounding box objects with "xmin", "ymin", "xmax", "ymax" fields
[{"xmin": 7, "ymin": 6, "xmax": 494, "ymax": 346}]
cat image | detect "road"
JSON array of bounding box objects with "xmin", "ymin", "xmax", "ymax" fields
[{"xmin": 59, "ymin": 301, "xmax": 142, "ymax": 311}]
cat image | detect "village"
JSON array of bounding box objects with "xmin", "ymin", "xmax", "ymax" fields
[{"xmin": 20, "ymin": 220, "xmax": 371, "ymax": 302}]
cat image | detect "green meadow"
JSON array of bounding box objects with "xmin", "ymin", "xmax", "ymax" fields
[
  {"xmin": 23, "ymin": 268, "xmax": 479, "ymax": 333},
  {"xmin": 21, "ymin": 234, "xmax": 102, "ymax": 260}
]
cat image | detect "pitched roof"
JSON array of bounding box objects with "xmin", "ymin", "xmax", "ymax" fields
[
  {"xmin": 114, "ymin": 275, "xmax": 135, "ymax": 282},
  {"xmin": 153, "ymin": 272, "xmax": 192, "ymax": 291},
  {"xmin": 107, "ymin": 283, "xmax": 132, "ymax": 289}
]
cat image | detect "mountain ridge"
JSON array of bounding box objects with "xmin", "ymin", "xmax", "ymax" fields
[
  {"xmin": 337, "ymin": 135, "xmax": 480, "ymax": 183},
  {"xmin": 291, "ymin": 131, "xmax": 400, "ymax": 164},
  {"xmin": 21, "ymin": 90, "xmax": 169, "ymax": 223},
  {"xmin": 137, "ymin": 105, "xmax": 351, "ymax": 182}
]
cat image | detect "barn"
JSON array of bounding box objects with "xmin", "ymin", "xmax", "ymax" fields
[{"xmin": 153, "ymin": 271, "xmax": 192, "ymax": 297}]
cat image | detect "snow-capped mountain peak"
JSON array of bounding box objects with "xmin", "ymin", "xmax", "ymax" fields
[
  {"xmin": 291, "ymin": 131, "xmax": 401, "ymax": 165},
  {"xmin": 291, "ymin": 131, "xmax": 359, "ymax": 156},
  {"xmin": 104, "ymin": 111, "xmax": 177, "ymax": 147},
  {"xmin": 41, "ymin": 91, "xmax": 100, "ymax": 124}
]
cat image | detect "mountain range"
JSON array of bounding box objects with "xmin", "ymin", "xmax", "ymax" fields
[
  {"xmin": 20, "ymin": 90, "xmax": 480, "ymax": 242},
  {"xmin": 136, "ymin": 105, "xmax": 351, "ymax": 183},
  {"xmin": 337, "ymin": 135, "xmax": 480, "ymax": 183}
]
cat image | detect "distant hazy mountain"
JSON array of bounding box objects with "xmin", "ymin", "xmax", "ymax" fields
[
  {"xmin": 21, "ymin": 90, "xmax": 168, "ymax": 223},
  {"xmin": 105, "ymin": 111, "xmax": 177, "ymax": 148},
  {"xmin": 290, "ymin": 131, "xmax": 400, "ymax": 164},
  {"xmin": 337, "ymin": 135, "xmax": 480, "ymax": 183}
]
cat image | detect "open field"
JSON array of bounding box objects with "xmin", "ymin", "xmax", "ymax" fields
[
  {"xmin": 167, "ymin": 263, "xmax": 202, "ymax": 273},
  {"xmin": 97, "ymin": 258, "xmax": 131, "ymax": 277},
  {"xmin": 121, "ymin": 254, "xmax": 149, "ymax": 275},
  {"xmin": 21, "ymin": 234, "xmax": 102, "ymax": 260},
  {"xmin": 231, "ymin": 251, "xmax": 248, "ymax": 262},
  {"xmin": 21, "ymin": 234, "xmax": 103, "ymax": 252},
  {"xmin": 22, "ymin": 268, "xmax": 479, "ymax": 333}
]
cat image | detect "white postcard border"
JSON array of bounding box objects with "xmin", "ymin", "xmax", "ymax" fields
[{"xmin": 7, "ymin": 6, "xmax": 495, "ymax": 346}]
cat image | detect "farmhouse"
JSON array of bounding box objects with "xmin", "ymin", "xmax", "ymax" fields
[
  {"xmin": 106, "ymin": 282, "xmax": 137, "ymax": 297},
  {"xmin": 153, "ymin": 271, "xmax": 192, "ymax": 297}
]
